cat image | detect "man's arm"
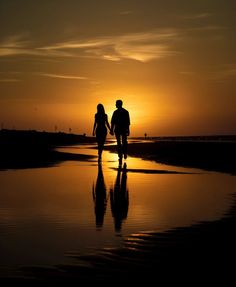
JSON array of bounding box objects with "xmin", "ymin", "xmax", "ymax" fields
[
  {"xmin": 110, "ymin": 112, "xmax": 115, "ymax": 135},
  {"xmin": 126, "ymin": 111, "xmax": 130, "ymax": 136},
  {"xmin": 105, "ymin": 114, "xmax": 111, "ymax": 132}
]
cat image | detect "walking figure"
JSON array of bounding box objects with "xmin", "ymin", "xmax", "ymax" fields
[
  {"xmin": 92, "ymin": 163, "xmax": 107, "ymax": 229},
  {"xmin": 93, "ymin": 104, "xmax": 111, "ymax": 161},
  {"xmin": 110, "ymin": 163, "xmax": 129, "ymax": 232},
  {"xmin": 110, "ymin": 100, "xmax": 130, "ymax": 163}
]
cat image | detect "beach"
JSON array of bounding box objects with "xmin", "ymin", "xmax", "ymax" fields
[
  {"xmin": 1, "ymin": 130, "xmax": 235, "ymax": 174},
  {"xmin": 105, "ymin": 137, "xmax": 236, "ymax": 175},
  {"xmin": 0, "ymin": 131, "xmax": 236, "ymax": 283},
  {"xmin": 1, "ymin": 0, "xmax": 236, "ymax": 283},
  {"xmin": 0, "ymin": 129, "xmax": 96, "ymax": 170}
]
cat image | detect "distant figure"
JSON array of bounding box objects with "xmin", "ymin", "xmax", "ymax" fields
[
  {"xmin": 110, "ymin": 163, "xmax": 129, "ymax": 233},
  {"xmin": 93, "ymin": 103, "xmax": 111, "ymax": 161},
  {"xmin": 110, "ymin": 100, "xmax": 130, "ymax": 163},
  {"xmin": 92, "ymin": 163, "xmax": 107, "ymax": 229}
]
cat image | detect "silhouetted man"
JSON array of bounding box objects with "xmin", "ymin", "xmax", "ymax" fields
[
  {"xmin": 110, "ymin": 163, "xmax": 129, "ymax": 232},
  {"xmin": 110, "ymin": 100, "xmax": 130, "ymax": 162}
]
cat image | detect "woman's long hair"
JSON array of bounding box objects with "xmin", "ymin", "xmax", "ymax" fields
[{"xmin": 97, "ymin": 103, "xmax": 105, "ymax": 115}]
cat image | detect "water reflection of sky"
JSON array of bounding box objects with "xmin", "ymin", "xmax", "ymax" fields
[{"xmin": 0, "ymin": 143, "xmax": 236, "ymax": 267}]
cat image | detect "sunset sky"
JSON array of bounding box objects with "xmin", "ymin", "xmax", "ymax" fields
[{"xmin": 0, "ymin": 0, "xmax": 236, "ymax": 136}]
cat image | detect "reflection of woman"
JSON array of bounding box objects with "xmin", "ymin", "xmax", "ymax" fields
[
  {"xmin": 92, "ymin": 163, "xmax": 107, "ymax": 229},
  {"xmin": 110, "ymin": 163, "xmax": 129, "ymax": 232},
  {"xmin": 93, "ymin": 104, "xmax": 111, "ymax": 162}
]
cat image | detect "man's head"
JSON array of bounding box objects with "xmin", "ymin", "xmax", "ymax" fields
[{"xmin": 116, "ymin": 99, "xmax": 123, "ymax": 108}]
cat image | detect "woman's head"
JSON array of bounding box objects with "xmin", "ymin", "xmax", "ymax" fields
[{"xmin": 97, "ymin": 103, "xmax": 105, "ymax": 114}]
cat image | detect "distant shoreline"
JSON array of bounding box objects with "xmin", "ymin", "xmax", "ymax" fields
[
  {"xmin": 131, "ymin": 134, "xmax": 236, "ymax": 141},
  {"xmin": 0, "ymin": 129, "xmax": 97, "ymax": 170},
  {"xmin": 1, "ymin": 129, "xmax": 236, "ymax": 174},
  {"xmin": 1, "ymin": 129, "xmax": 236, "ymax": 141}
]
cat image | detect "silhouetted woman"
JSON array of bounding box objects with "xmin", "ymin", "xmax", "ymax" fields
[
  {"xmin": 93, "ymin": 103, "xmax": 111, "ymax": 161},
  {"xmin": 92, "ymin": 163, "xmax": 107, "ymax": 229}
]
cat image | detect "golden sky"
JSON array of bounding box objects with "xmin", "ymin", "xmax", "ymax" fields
[{"xmin": 0, "ymin": 0, "xmax": 236, "ymax": 136}]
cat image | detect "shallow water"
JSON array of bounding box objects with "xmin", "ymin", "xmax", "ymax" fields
[{"xmin": 0, "ymin": 142, "xmax": 236, "ymax": 269}]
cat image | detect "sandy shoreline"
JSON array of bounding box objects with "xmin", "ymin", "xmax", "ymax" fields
[
  {"xmin": 0, "ymin": 129, "xmax": 96, "ymax": 170},
  {"xmin": 1, "ymin": 130, "xmax": 235, "ymax": 175},
  {"xmin": 1, "ymin": 133, "xmax": 236, "ymax": 282},
  {"xmin": 1, "ymin": 139, "xmax": 235, "ymax": 174},
  {"xmin": 1, "ymin": 195, "xmax": 235, "ymax": 283},
  {"xmin": 105, "ymin": 140, "xmax": 236, "ymax": 175}
]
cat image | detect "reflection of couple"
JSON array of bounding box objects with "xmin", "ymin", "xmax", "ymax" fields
[
  {"xmin": 93, "ymin": 100, "xmax": 130, "ymax": 163},
  {"xmin": 92, "ymin": 163, "xmax": 129, "ymax": 232}
]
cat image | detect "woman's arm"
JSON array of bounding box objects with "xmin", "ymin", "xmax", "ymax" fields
[
  {"xmin": 93, "ymin": 115, "xmax": 97, "ymax": 136},
  {"xmin": 105, "ymin": 114, "xmax": 111, "ymax": 131}
]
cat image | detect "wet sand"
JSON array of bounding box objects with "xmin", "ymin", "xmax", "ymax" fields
[
  {"xmin": 2, "ymin": 195, "xmax": 235, "ymax": 283},
  {"xmin": 0, "ymin": 129, "xmax": 96, "ymax": 169},
  {"xmin": 1, "ymin": 130, "xmax": 235, "ymax": 174},
  {"xmin": 1, "ymin": 134, "xmax": 236, "ymax": 282},
  {"xmin": 105, "ymin": 139, "xmax": 236, "ymax": 175}
]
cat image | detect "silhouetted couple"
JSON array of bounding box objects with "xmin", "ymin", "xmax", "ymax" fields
[
  {"xmin": 93, "ymin": 100, "xmax": 130, "ymax": 162},
  {"xmin": 93, "ymin": 162, "xmax": 129, "ymax": 232}
]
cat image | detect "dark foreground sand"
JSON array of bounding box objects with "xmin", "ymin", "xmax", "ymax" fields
[
  {"xmin": 1, "ymin": 134, "xmax": 236, "ymax": 283},
  {"xmin": 1, "ymin": 199, "xmax": 236, "ymax": 283},
  {"xmin": 0, "ymin": 129, "xmax": 96, "ymax": 170},
  {"xmin": 105, "ymin": 139, "xmax": 236, "ymax": 175}
]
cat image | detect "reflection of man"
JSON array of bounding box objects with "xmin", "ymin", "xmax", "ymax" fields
[
  {"xmin": 110, "ymin": 163, "xmax": 129, "ymax": 232},
  {"xmin": 92, "ymin": 163, "xmax": 107, "ymax": 229},
  {"xmin": 110, "ymin": 100, "xmax": 130, "ymax": 163}
]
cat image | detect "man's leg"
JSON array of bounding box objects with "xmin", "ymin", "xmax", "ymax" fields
[
  {"xmin": 122, "ymin": 133, "xmax": 128, "ymax": 159},
  {"xmin": 115, "ymin": 133, "xmax": 122, "ymax": 159}
]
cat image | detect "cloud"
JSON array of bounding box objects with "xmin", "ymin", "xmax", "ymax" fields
[
  {"xmin": 0, "ymin": 71, "xmax": 22, "ymax": 82},
  {"xmin": 183, "ymin": 13, "xmax": 211, "ymax": 20},
  {"xmin": 0, "ymin": 34, "xmax": 73, "ymax": 57},
  {"xmin": 40, "ymin": 29, "xmax": 180, "ymax": 62},
  {"xmin": 179, "ymin": 71, "xmax": 195, "ymax": 75},
  {"xmin": 210, "ymin": 64, "xmax": 236, "ymax": 81},
  {"xmin": 0, "ymin": 78, "xmax": 21, "ymax": 82},
  {"xmin": 0, "ymin": 34, "xmax": 33, "ymax": 57},
  {"xmin": 0, "ymin": 26, "xmax": 226, "ymax": 63},
  {"xmin": 0, "ymin": 34, "xmax": 30, "ymax": 48},
  {"xmin": 119, "ymin": 11, "xmax": 133, "ymax": 15},
  {"xmin": 0, "ymin": 71, "xmax": 88, "ymax": 82},
  {"xmin": 38, "ymin": 73, "xmax": 88, "ymax": 80}
]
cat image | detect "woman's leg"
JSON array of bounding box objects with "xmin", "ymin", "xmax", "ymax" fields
[{"xmin": 97, "ymin": 134, "xmax": 106, "ymax": 161}]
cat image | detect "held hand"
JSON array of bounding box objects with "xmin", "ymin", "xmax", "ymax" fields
[{"xmin": 110, "ymin": 130, "xmax": 114, "ymax": 136}]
